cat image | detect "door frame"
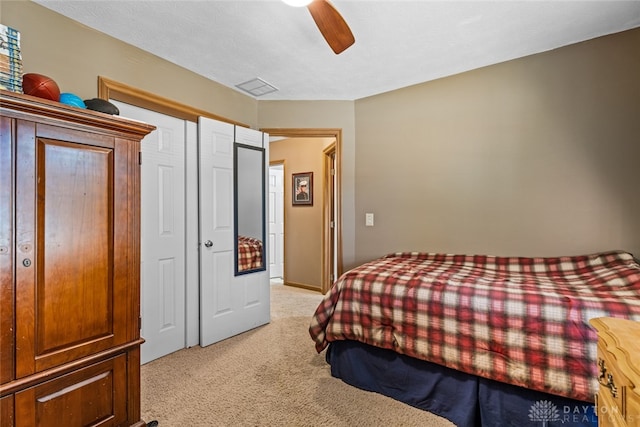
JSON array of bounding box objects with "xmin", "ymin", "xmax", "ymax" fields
[
  {"xmin": 261, "ymin": 128, "xmax": 343, "ymax": 294},
  {"xmin": 97, "ymin": 76, "xmax": 249, "ymax": 127},
  {"xmin": 323, "ymin": 142, "xmax": 337, "ymax": 294}
]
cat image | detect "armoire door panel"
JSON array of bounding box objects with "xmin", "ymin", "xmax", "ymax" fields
[
  {"xmin": 15, "ymin": 130, "xmax": 131, "ymax": 377},
  {"xmin": 0, "ymin": 116, "xmax": 14, "ymax": 385},
  {"xmin": 37, "ymin": 138, "xmax": 114, "ymax": 354},
  {"xmin": 14, "ymin": 354, "xmax": 127, "ymax": 427}
]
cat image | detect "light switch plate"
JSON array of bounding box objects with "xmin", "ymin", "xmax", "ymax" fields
[{"xmin": 365, "ymin": 213, "xmax": 374, "ymax": 226}]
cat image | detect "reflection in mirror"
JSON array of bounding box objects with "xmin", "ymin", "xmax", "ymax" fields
[{"xmin": 234, "ymin": 143, "xmax": 266, "ymax": 275}]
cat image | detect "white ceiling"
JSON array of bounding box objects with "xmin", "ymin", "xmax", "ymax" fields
[{"xmin": 34, "ymin": 0, "xmax": 640, "ymax": 101}]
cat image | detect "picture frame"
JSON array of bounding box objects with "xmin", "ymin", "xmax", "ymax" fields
[{"xmin": 292, "ymin": 172, "xmax": 313, "ymax": 206}]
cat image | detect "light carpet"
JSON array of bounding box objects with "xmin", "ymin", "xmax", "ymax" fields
[{"xmin": 140, "ymin": 283, "xmax": 455, "ymax": 426}]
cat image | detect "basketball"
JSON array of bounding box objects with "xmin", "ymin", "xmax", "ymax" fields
[{"xmin": 22, "ymin": 73, "xmax": 60, "ymax": 101}]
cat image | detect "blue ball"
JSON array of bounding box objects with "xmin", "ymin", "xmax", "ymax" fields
[{"xmin": 59, "ymin": 92, "xmax": 86, "ymax": 109}]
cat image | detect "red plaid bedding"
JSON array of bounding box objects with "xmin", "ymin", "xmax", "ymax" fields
[
  {"xmin": 309, "ymin": 250, "xmax": 640, "ymax": 402},
  {"xmin": 237, "ymin": 236, "xmax": 263, "ymax": 271}
]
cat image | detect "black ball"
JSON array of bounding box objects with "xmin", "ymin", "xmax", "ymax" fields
[{"xmin": 84, "ymin": 98, "xmax": 120, "ymax": 115}]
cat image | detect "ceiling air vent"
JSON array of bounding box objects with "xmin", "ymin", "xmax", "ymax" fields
[{"xmin": 235, "ymin": 78, "xmax": 278, "ymax": 97}]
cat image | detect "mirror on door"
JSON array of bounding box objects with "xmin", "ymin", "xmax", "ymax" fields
[{"xmin": 234, "ymin": 143, "xmax": 266, "ymax": 275}]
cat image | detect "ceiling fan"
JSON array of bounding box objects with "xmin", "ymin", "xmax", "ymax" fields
[{"xmin": 282, "ymin": 0, "xmax": 355, "ymax": 54}]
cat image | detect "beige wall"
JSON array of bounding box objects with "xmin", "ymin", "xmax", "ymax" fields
[
  {"xmin": 4, "ymin": 1, "xmax": 639, "ymax": 270},
  {"xmin": 270, "ymin": 138, "xmax": 334, "ymax": 289},
  {"xmin": 354, "ymin": 28, "xmax": 640, "ymax": 264}
]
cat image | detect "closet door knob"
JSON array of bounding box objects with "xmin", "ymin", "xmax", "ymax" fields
[{"xmin": 204, "ymin": 240, "xmax": 213, "ymax": 248}]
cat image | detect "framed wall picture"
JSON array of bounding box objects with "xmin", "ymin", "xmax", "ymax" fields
[{"xmin": 292, "ymin": 172, "xmax": 313, "ymax": 206}]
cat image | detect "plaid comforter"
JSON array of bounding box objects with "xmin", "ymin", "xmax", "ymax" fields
[
  {"xmin": 309, "ymin": 250, "xmax": 640, "ymax": 402},
  {"xmin": 237, "ymin": 236, "xmax": 263, "ymax": 271}
]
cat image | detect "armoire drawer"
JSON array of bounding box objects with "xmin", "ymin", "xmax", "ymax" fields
[{"xmin": 14, "ymin": 354, "xmax": 128, "ymax": 427}]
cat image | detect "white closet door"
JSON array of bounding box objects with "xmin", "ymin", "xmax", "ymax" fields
[
  {"xmin": 198, "ymin": 118, "xmax": 270, "ymax": 347},
  {"xmin": 268, "ymin": 165, "xmax": 284, "ymax": 278},
  {"xmin": 113, "ymin": 101, "xmax": 187, "ymax": 364}
]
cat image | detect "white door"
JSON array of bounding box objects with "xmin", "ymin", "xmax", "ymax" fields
[
  {"xmin": 268, "ymin": 165, "xmax": 284, "ymax": 278},
  {"xmin": 114, "ymin": 101, "xmax": 186, "ymax": 364},
  {"xmin": 198, "ymin": 117, "xmax": 270, "ymax": 347}
]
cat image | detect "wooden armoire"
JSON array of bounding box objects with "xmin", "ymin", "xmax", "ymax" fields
[{"xmin": 0, "ymin": 90, "xmax": 155, "ymax": 427}]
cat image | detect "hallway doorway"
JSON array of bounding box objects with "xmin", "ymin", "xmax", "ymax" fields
[{"xmin": 262, "ymin": 128, "xmax": 343, "ymax": 294}]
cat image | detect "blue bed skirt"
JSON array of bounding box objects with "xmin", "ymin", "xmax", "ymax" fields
[{"xmin": 326, "ymin": 340, "xmax": 597, "ymax": 427}]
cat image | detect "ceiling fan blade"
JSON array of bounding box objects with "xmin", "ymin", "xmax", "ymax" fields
[{"xmin": 307, "ymin": 0, "xmax": 355, "ymax": 54}]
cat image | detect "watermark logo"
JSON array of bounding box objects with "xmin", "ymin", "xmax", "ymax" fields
[
  {"xmin": 527, "ymin": 400, "xmax": 597, "ymax": 426},
  {"xmin": 529, "ymin": 400, "xmax": 561, "ymax": 426}
]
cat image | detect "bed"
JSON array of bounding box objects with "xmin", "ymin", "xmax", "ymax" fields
[
  {"xmin": 309, "ymin": 250, "xmax": 640, "ymax": 426},
  {"xmin": 237, "ymin": 235, "xmax": 263, "ymax": 272}
]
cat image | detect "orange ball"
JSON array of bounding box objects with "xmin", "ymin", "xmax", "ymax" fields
[{"xmin": 22, "ymin": 73, "xmax": 61, "ymax": 101}]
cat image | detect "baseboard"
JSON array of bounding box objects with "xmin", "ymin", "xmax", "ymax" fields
[{"xmin": 282, "ymin": 281, "xmax": 322, "ymax": 293}]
